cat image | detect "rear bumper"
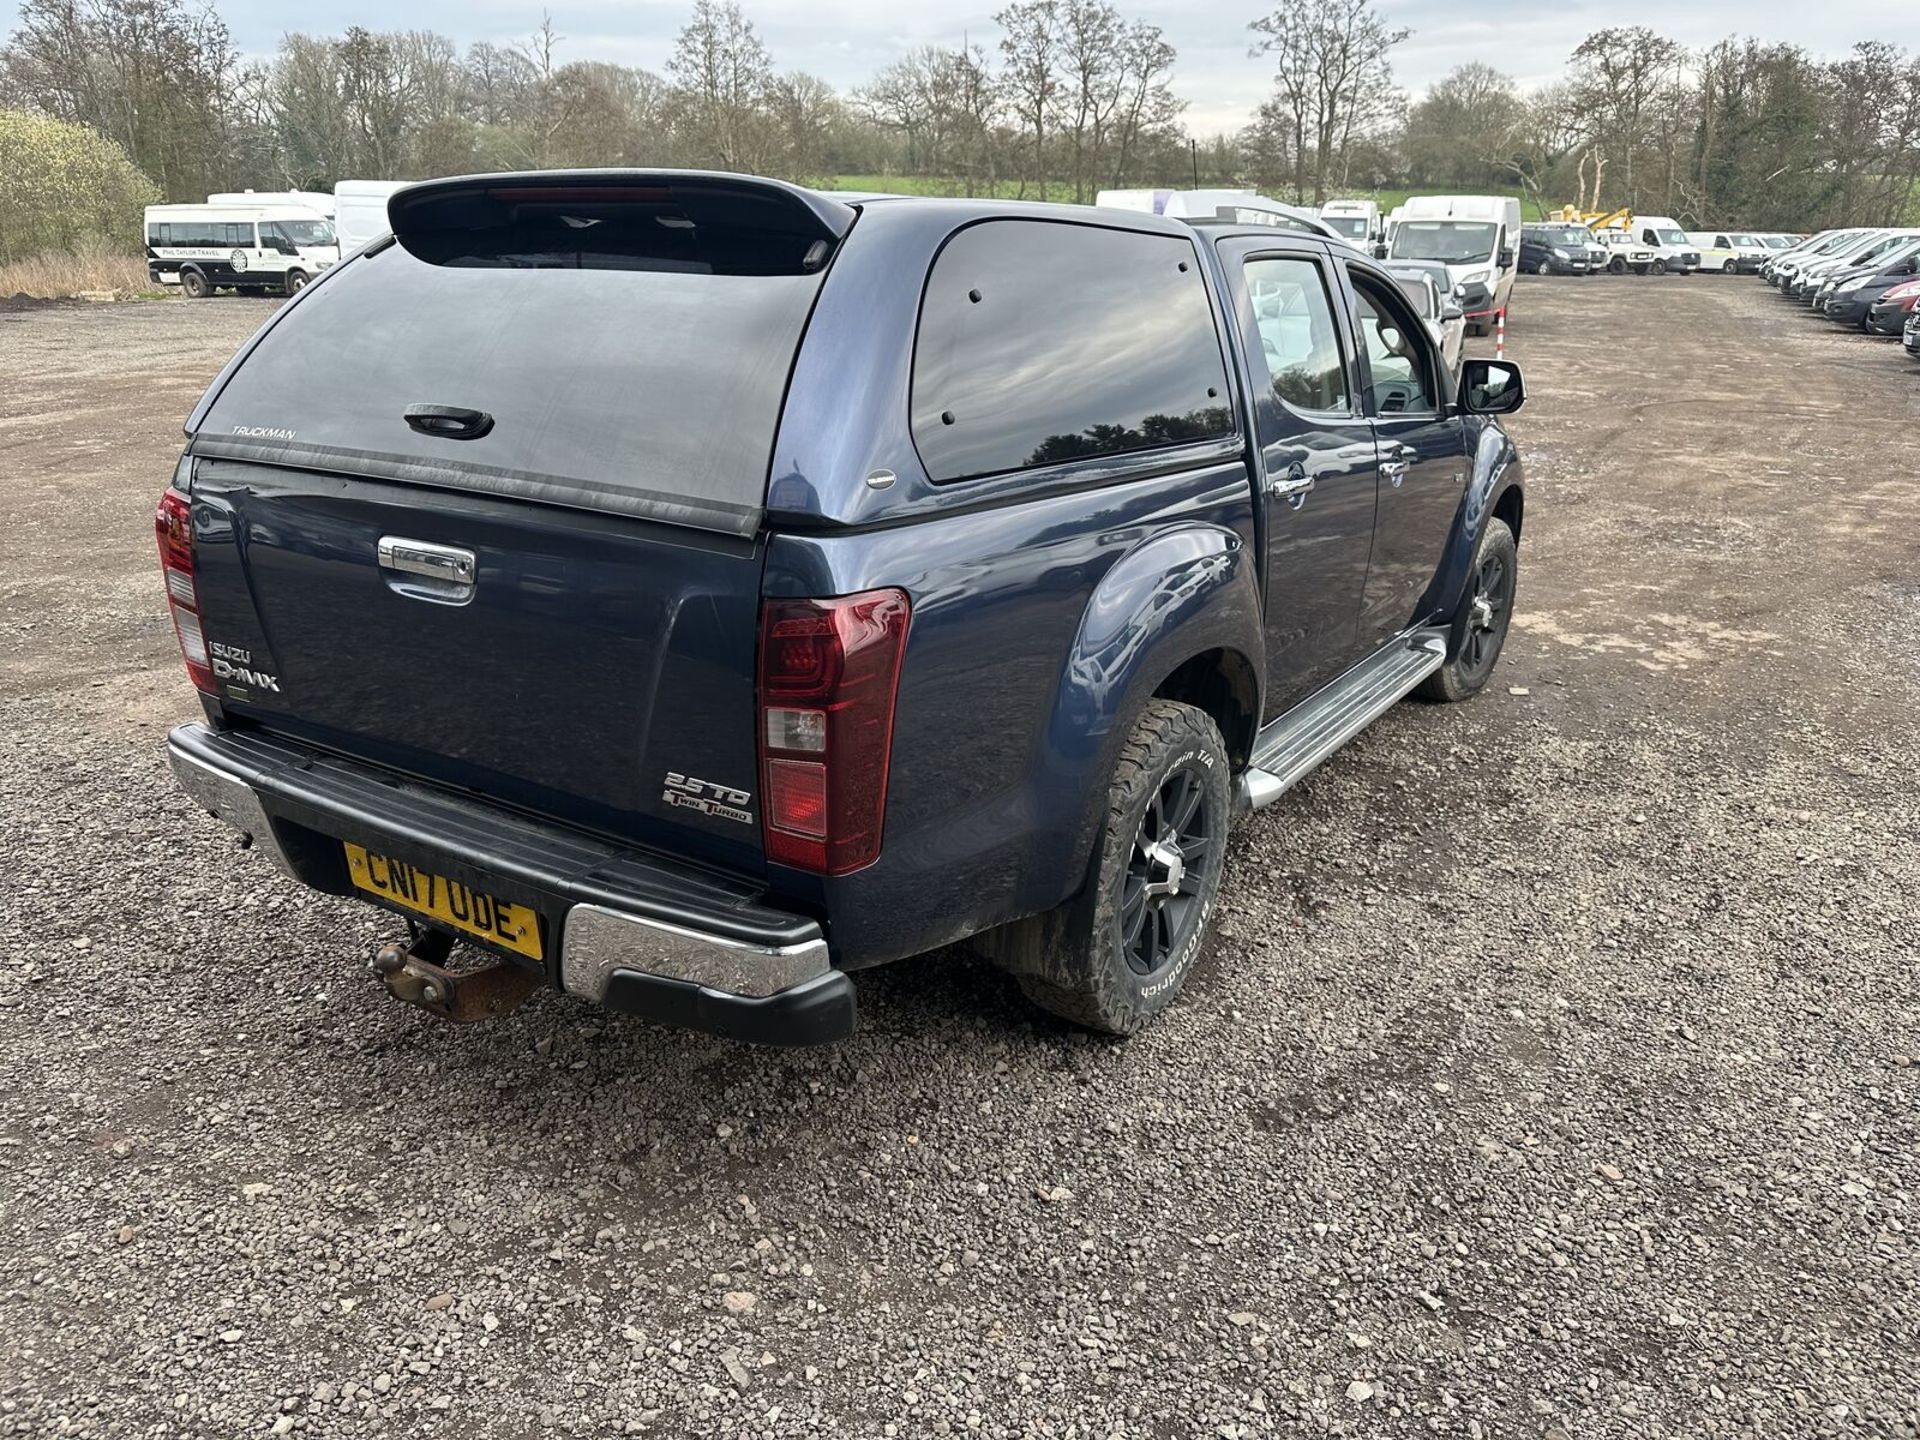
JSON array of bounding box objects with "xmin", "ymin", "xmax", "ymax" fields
[{"xmin": 166, "ymin": 723, "xmax": 855, "ymax": 1046}]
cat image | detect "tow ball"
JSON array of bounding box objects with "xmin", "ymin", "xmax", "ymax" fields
[{"xmin": 370, "ymin": 927, "xmax": 542, "ymax": 1024}]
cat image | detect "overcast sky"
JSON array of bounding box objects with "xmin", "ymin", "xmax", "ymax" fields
[{"xmin": 218, "ymin": 0, "xmax": 1920, "ymax": 135}]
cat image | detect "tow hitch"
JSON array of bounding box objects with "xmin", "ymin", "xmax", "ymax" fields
[{"xmin": 370, "ymin": 927, "xmax": 543, "ymax": 1024}]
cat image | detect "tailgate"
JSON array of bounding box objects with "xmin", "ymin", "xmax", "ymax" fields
[
  {"xmin": 188, "ymin": 460, "xmax": 767, "ymax": 871},
  {"xmin": 176, "ymin": 174, "xmax": 861, "ymax": 873}
]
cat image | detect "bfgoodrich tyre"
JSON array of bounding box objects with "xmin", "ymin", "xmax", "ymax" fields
[{"xmin": 981, "ymin": 699, "xmax": 1230, "ymax": 1035}]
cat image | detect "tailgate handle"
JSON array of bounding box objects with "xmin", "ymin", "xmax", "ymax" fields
[
  {"xmin": 404, "ymin": 403, "xmax": 493, "ymax": 440},
  {"xmin": 378, "ymin": 537, "xmax": 476, "ymax": 603}
]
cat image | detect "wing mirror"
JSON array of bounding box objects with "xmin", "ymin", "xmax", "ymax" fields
[
  {"xmin": 1372, "ymin": 242, "xmax": 1389, "ymax": 260},
  {"xmin": 1457, "ymin": 358, "xmax": 1525, "ymax": 416},
  {"xmin": 1498, "ymin": 246, "xmax": 1515, "ymax": 268},
  {"xmin": 1442, "ymin": 301, "xmax": 1465, "ymax": 323}
]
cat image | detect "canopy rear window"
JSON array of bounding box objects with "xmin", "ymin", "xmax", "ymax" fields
[{"xmin": 193, "ymin": 178, "xmax": 847, "ymax": 536}]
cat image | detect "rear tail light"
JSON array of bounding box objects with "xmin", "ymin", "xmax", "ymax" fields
[
  {"xmin": 156, "ymin": 484, "xmax": 215, "ymax": 694},
  {"xmin": 757, "ymin": 589, "xmax": 910, "ymax": 875}
]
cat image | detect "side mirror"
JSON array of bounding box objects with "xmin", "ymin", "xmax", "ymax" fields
[
  {"xmin": 1458, "ymin": 358, "xmax": 1525, "ymax": 416},
  {"xmin": 1372, "ymin": 242, "xmax": 1388, "ymax": 260},
  {"xmin": 1498, "ymin": 247, "xmax": 1514, "ymax": 268},
  {"xmin": 1442, "ymin": 302, "xmax": 1464, "ymax": 323}
]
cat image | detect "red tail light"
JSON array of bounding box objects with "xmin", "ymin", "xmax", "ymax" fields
[
  {"xmin": 757, "ymin": 589, "xmax": 910, "ymax": 875},
  {"xmin": 155, "ymin": 487, "xmax": 215, "ymax": 694}
]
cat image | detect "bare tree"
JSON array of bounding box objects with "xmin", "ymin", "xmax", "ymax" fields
[
  {"xmin": 1248, "ymin": 0, "xmax": 1408, "ymax": 204},
  {"xmin": 996, "ymin": 0, "xmax": 1060, "ymax": 198},
  {"xmin": 1569, "ymin": 27, "xmax": 1684, "ymax": 207},
  {"xmin": 666, "ymin": 0, "xmax": 775, "ymax": 170}
]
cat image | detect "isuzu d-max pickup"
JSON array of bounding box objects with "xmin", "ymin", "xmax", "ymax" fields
[{"xmin": 161, "ymin": 170, "xmax": 1527, "ymax": 1044}]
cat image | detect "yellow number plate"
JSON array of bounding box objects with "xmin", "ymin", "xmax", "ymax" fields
[{"xmin": 344, "ymin": 843, "xmax": 543, "ymax": 960}]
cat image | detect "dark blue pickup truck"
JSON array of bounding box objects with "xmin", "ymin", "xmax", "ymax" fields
[{"xmin": 160, "ymin": 171, "xmax": 1527, "ymax": 1044}]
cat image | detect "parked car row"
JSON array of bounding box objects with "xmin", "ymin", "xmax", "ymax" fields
[
  {"xmin": 1518, "ymin": 221, "xmax": 1801, "ymax": 278},
  {"xmin": 1759, "ymin": 227, "xmax": 1920, "ymax": 359}
]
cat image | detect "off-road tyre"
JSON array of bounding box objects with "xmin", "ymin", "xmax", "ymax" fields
[
  {"xmin": 180, "ymin": 269, "xmax": 210, "ymax": 299},
  {"xmin": 981, "ymin": 699, "xmax": 1230, "ymax": 1035},
  {"xmin": 1416, "ymin": 517, "xmax": 1518, "ymax": 704}
]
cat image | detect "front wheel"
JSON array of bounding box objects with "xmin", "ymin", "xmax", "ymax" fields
[
  {"xmin": 284, "ymin": 270, "xmax": 309, "ymax": 295},
  {"xmin": 1652, "ymin": 258, "xmax": 1668, "ymax": 275},
  {"xmin": 984, "ymin": 699, "xmax": 1230, "ymax": 1035},
  {"xmin": 1608, "ymin": 257, "xmax": 1627, "ymax": 276},
  {"xmin": 1534, "ymin": 259, "xmax": 1552, "ymax": 276},
  {"xmin": 1416, "ymin": 517, "xmax": 1518, "ymax": 703}
]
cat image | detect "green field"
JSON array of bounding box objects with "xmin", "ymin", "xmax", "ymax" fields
[{"xmin": 821, "ymin": 176, "xmax": 1565, "ymax": 219}]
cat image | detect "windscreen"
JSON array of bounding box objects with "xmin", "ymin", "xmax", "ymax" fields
[
  {"xmin": 269, "ymin": 218, "xmax": 336, "ymax": 248},
  {"xmin": 1390, "ymin": 221, "xmax": 1497, "ymax": 263},
  {"xmin": 193, "ymin": 196, "xmax": 834, "ymax": 536},
  {"xmin": 1323, "ymin": 214, "xmax": 1369, "ymax": 239}
]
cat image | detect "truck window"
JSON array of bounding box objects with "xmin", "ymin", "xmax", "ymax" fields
[
  {"xmin": 1350, "ymin": 273, "xmax": 1436, "ymax": 417},
  {"xmin": 911, "ymin": 220, "xmax": 1232, "ymax": 481},
  {"xmin": 1242, "ymin": 255, "xmax": 1350, "ymax": 415}
]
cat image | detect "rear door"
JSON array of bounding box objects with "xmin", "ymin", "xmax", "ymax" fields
[
  {"xmin": 1339, "ymin": 262, "xmax": 1468, "ymax": 646},
  {"xmin": 1216, "ymin": 237, "xmax": 1379, "ymax": 716},
  {"xmin": 184, "ymin": 174, "xmax": 856, "ymax": 873}
]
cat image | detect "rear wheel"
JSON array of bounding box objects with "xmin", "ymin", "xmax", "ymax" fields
[
  {"xmin": 180, "ymin": 269, "xmax": 209, "ymax": 299},
  {"xmin": 983, "ymin": 700, "xmax": 1229, "ymax": 1035},
  {"xmin": 1416, "ymin": 518, "xmax": 1518, "ymax": 704}
]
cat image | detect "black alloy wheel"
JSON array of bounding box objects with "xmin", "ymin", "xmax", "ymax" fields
[
  {"xmin": 1457, "ymin": 544, "xmax": 1515, "ymax": 688},
  {"xmin": 1119, "ymin": 762, "xmax": 1221, "ymax": 979}
]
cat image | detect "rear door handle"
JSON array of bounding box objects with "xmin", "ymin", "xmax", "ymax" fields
[{"xmin": 404, "ymin": 403, "xmax": 493, "ymax": 440}]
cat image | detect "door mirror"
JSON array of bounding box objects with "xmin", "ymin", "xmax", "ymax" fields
[
  {"xmin": 1441, "ymin": 301, "xmax": 1464, "ymax": 323},
  {"xmin": 1498, "ymin": 247, "xmax": 1514, "ymax": 268},
  {"xmin": 1372, "ymin": 242, "xmax": 1389, "ymax": 260},
  {"xmin": 1457, "ymin": 358, "xmax": 1525, "ymax": 416}
]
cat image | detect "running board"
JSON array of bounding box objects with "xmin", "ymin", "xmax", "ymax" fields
[{"xmin": 1236, "ymin": 628, "xmax": 1449, "ymax": 813}]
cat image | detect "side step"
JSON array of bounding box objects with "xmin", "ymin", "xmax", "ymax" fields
[{"xmin": 1236, "ymin": 628, "xmax": 1449, "ymax": 813}]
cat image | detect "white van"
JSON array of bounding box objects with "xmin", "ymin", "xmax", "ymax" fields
[
  {"xmin": 209, "ymin": 189, "xmax": 337, "ymax": 219},
  {"xmin": 145, "ymin": 203, "xmax": 339, "ymax": 298},
  {"xmin": 1687, "ymin": 231, "xmax": 1770, "ymax": 274},
  {"xmin": 1632, "ymin": 217, "xmax": 1700, "ymax": 274},
  {"xmin": 1384, "ymin": 195, "xmax": 1522, "ymax": 335},
  {"xmin": 1318, "ymin": 199, "xmax": 1380, "ymax": 245},
  {"xmin": 334, "ymin": 179, "xmax": 412, "ymax": 257},
  {"xmin": 1095, "ymin": 189, "xmax": 1355, "ymax": 245}
]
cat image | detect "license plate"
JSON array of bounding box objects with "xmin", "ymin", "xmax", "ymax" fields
[{"xmin": 344, "ymin": 843, "xmax": 543, "ymax": 960}]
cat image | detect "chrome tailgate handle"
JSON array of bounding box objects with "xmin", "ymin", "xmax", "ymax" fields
[
  {"xmin": 377, "ymin": 537, "xmax": 476, "ymax": 605},
  {"xmin": 378, "ymin": 537, "xmax": 475, "ymax": 584}
]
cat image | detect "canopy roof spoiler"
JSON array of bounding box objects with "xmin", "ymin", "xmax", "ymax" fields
[{"xmin": 387, "ymin": 169, "xmax": 858, "ymax": 245}]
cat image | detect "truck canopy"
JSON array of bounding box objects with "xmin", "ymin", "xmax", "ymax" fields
[{"xmin": 190, "ymin": 172, "xmax": 855, "ymax": 538}]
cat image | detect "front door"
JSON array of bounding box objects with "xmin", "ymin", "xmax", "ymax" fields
[
  {"xmin": 1340, "ymin": 264, "xmax": 1470, "ymax": 646},
  {"xmin": 1218, "ymin": 240, "xmax": 1381, "ymax": 719}
]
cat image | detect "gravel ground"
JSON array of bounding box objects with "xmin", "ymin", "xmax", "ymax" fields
[{"xmin": 2, "ymin": 282, "xmax": 1917, "ymax": 1439}]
